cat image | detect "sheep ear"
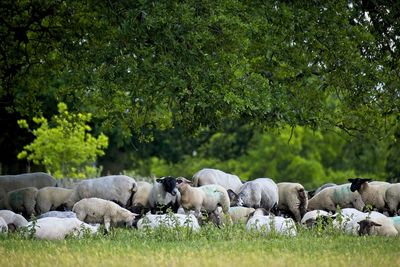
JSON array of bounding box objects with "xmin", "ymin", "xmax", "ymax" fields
[
  {"xmin": 227, "ymin": 189, "xmax": 238, "ymax": 201},
  {"xmin": 348, "ymin": 178, "xmax": 355, "ymax": 182},
  {"xmin": 371, "ymin": 222, "xmax": 382, "ymax": 227},
  {"xmin": 156, "ymin": 178, "xmax": 162, "ymax": 183}
]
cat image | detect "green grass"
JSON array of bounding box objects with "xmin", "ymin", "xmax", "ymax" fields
[{"xmin": 0, "ymin": 224, "xmax": 399, "ymax": 267}]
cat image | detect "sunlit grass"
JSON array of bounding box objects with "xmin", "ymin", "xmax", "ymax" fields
[{"xmin": 0, "ymin": 224, "xmax": 399, "ymax": 267}]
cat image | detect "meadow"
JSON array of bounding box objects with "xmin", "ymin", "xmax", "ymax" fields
[{"xmin": 0, "ymin": 224, "xmax": 399, "ymax": 267}]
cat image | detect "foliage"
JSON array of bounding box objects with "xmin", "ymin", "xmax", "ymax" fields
[{"xmin": 17, "ymin": 102, "xmax": 108, "ymax": 178}]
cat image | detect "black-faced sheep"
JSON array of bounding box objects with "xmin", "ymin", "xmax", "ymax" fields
[
  {"xmin": 72, "ymin": 197, "xmax": 138, "ymax": 233},
  {"xmin": 36, "ymin": 187, "xmax": 73, "ymax": 214},
  {"xmin": 246, "ymin": 208, "xmax": 297, "ymax": 236},
  {"xmin": 277, "ymin": 182, "xmax": 308, "ymax": 222},
  {"xmin": 192, "ymin": 168, "xmax": 243, "ymax": 194},
  {"xmin": 357, "ymin": 217, "xmax": 398, "ymax": 237},
  {"xmin": 148, "ymin": 176, "xmax": 180, "ymax": 214},
  {"xmin": 3, "ymin": 187, "xmax": 39, "ymax": 217}
]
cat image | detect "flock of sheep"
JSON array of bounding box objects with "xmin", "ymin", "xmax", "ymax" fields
[{"xmin": 0, "ymin": 168, "xmax": 400, "ymax": 240}]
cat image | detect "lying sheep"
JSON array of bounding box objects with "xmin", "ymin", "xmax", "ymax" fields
[
  {"xmin": 333, "ymin": 208, "xmax": 365, "ymax": 229},
  {"xmin": 177, "ymin": 177, "xmax": 230, "ymax": 222},
  {"xmin": 136, "ymin": 213, "xmax": 200, "ymax": 231},
  {"xmin": 148, "ymin": 176, "xmax": 180, "ymax": 214},
  {"xmin": 390, "ymin": 216, "xmax": 400, "ymax": 234},
  {"xmin": 0, "ymin": 210, "xmax": 29, "ymax": 231},
  {"xmin": 357, "ymin": 216, "xmax": 398, "ymax": 237},
  {"xmin": 277, "ymin": 182, "xmax": 308, "ymax": 222},
  {"xmin": 4, "ymin": 187, "xmax": 38, "ymax": 217},
  {"xmin": 307, "ymin": 183, "xmax": 365, "ymax": 212},
  {"xmin": 246, "ymin": 208, "xmax": 297, "ymax": 236},
  {"xmin": 73, "ymin": 198, "xmax": 138, "ymax": 233},
  {"xmin": 27, "ymin": 217, "xmax": 99, "ymax": 240},
  {"xmin": 130, "ymin": 181, "xmax": 153, "ymax": 214},
  {"xmin": 301, "ymin": 210, "xmax": 331, "ymax": 228},
  {"xmin": 192, "ymin": 168, "xmax": 243, "ymax": 194},
  {"xmin": 66, "ymin": 175, "xmax": 137, "ymax": 209},
  {"xmin": 228, "ymin": 207, "xmax": 255, "ymax": 224},
  {"xmin": 341, "ymin": 211, "xmax": 388, "ymax": 235},
  {"xmin": 0, "ymin": 172, "xmax": 56, "ymax": 208},
  {"xmin": 229, "ymin": 178, "xmax": 279, "ymax": 211},
  {"xmin": 0, "ymin": 217, "xmax": 7, "ymax": 233},
  {"xmin": 36, "ymin": 187, "xmax": 73, "ymax": 214},
  {"xmin": 307, "ymin": 183, "xmax": 337, "ymax": 199},
  {"xmin": 37, "ymin": 211, "xmax": 77, "ymax": 219}
]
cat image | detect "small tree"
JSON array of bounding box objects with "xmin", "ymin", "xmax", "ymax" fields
[{"xmin": 17, "ymin": 102, "xmax": 108, "ymax": 178}]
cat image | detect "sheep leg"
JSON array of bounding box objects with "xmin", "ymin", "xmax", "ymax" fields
[{"xmin": 104, "ymin": 216, "xmax": 111, "ymax": 234}]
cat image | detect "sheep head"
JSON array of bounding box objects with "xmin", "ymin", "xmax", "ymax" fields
[
  {"xmin": 357, "ymin": 219, "xmax": 382, "ymax": 236},
  {"xmin": 156, "ymin": 176, "xmax": 179, "ymax": 196},
  {"xmin": 348, "ymin": 178, "xmax": 372, "ymax": 192}
]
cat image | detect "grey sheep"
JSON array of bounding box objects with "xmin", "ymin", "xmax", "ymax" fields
[
  {"xmin": 192, "ymin": 168, "xmax": 243, "ymax": 194},
  {"xmin": 3, "ymin": 187, "xmax": 38, "ymax": 217}
]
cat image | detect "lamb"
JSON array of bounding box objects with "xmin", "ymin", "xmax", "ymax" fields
[
  {"xmin": 307, "ymin": 183, "xmax": 365, "ymax": 212},
  {"xmin": 300, "ymin": 210, "xmax": 331, "ymax": 228},
  {"xmin": 0, "ymin": 217, "xmax": 7, "ymax": 233},
  {"xmin": 228, "ymin": 207, "xmax": 255, "ymax": 224},
  {"xmin": 148, "ymin": 176, "xmax": 181, "ymax": 214},
  {"xmin": 277, "ymin": 182, "xmax": 308, "ymax": 222},
  {"xmin": 66, "ymin": 175, "xmax": 137, "ymax": 209},
  {"xmin": 72, "ymin": 197, "xmax": 138, "ymax": 233},
  {"xmin": 36, "ymin": 187, "xmax": 73, "ymax": 214},
  {"xmin": 0, "ymin": 172, "xmax": 56, "ymax": 208},
  {"xmin": 27, "ymin": 217, "xmax": 99, "ymax": 240},
  {"xmin": 228, "ymin": 178, "xmax": 279, "ymax": 211},
  {"xmin": 307, "ymin": 183, "xmax": 337, "ymax": 199},
  {"xmin": 3, "ymin": 187, "xmax": 39, "ymax": 217},
  {"xmin": 246, "ymin": 208, "xmax": 297, "ymax": 236},
  {"xmin": 136, "ymin": 213, "xmax": 200, "ymax": 231},
  {"xmin": 176, "ymin": 177, "xmax": 230, "ymax": 224},
  {"xmin": 37, "ymin": 211, "xmax": 77, "ymax": 219},
  {"xmin": 192, "ymin": 168, "xmax": 243, "ymax": 194},
  {"xmin": 0, "ymin": 210, "xmax": 29, "ymax": 231},
  {"xmin": 130, "ymin": 181, "xmax": 153, "ymax": 214},
  {"xmin": 357, "ymin": 216, "xmax": 398, "ymax": 237}
]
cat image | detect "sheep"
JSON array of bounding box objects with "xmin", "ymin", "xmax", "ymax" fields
[
  {"xmin": 307, "ymin": 183, "xmax": 365, "ymax": 212},
  {"xmin": 148, "ymin": 176, "xmax": 181, "ymax": 214},
  {"xmin": 27, "ymin": 217, "xmax": 99, "ymax": 240},
  {"xmin": 176, "ymin": 177, "xmax": 230, "ymax": 221},
  {"xmin": 277, "ymin": 182, "xmax": 308, "ymax": 222},
  {"xmin": 333, "ymin": 208, "xmax": 365, "ymax": 229},
  {"xmin": 0, "ymin": 210, "xmax": 29, "ymax": 231},
  {"xmin": 37, "ymin": 211, "xmax": 77, "ymax": 219},
  {"xmin": 72, "ymin": 197, "xmax": 138, "ymax": 233},
  {"xmin": 348, "ymin": 178, "xmax": 391, "ymax": 212},
  {"xmin": 0, "ymin": 172, "xmax": 56, "ymax": 208},
  {"xmin": 136, "ymin": 213, "xmax": 200, "ymax": 231},
  {"xmin": 36, "ymin": 187, "xmax": 73, "ymax": 214},
  {"xmin": 130, "ymin": 181, "xmax": 153, "ymax": 215},
  {"xmin": 389, "ymin": 216, "xmax": 400, "ymax": 234},
  {"xmin": 66, "ymin": 175, "xmax": 137, "ymax": 210},
  {"xmin": 246, "ymin": 208, "xmax": 297, "ymax": 236},
  {"xmin": 357, "ymin": 216, "xmax": 398, "ymax": 237},
  {"xmin": 228, "ymin": 178, "xmax": 279, "ymax": 212},
  {"xmin": 0, "ymin": 217, "xmax": 7, "ymax": 233},
  {"xmin": 307, "ymin": 183, "xmax": 337, "ymax": 199},
  {"xmin": 227, "ymin": 206, "xmax": 255, "ymax": 224},
  {"xmin": 384, "ymin": 183, "xmax": 400, "ymax": 216},
  {"xmin": 3, "ymin": 187, "xmax": 39, "ymax": 217},
  {"xmin": 192, "ymin": 168, "xmax": 243, "ymax": 194},
  {"xmin": 300, "ymin": 210, "xmax": 331, "ymax": 228},
  {"xmin": 341, "ymin": 211, "xmax": 388, "ymax": 235}
]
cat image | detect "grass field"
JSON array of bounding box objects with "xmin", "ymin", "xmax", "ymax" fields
[{"xmin": 1, "ymin": 224, "xmax": 399, "ymax": 267}]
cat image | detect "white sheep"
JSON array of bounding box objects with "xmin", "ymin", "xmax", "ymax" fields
[
  {"xmin": 246, "ymin": 208, "xmax": 297, "ymax": 236},
  {"xmin": 229, "ymin": 178, "xmax": 279, "ymax": 211},
  {"xmin": 228, "ymin": 207, "xmax": 255, "ymax": 224},
  {"xmin": 136, "ymin": 213, "xmax": 200, "ymax": 231},
  {"xmin": 300, "ymin": 210, "xmax": 331, "ymax": 228},
  {"xmin": 36, "ymin": 187, "xmax": 73, "ymax": 214},
  {"xmin": 177, "ymin": 178, "xmax": 230, "ymax": 221},
  {"xmin": 72, "ymin": 198, "xmax": 138, "ymax": 233},
  {"xmin": 385, "ymin": 183, "xmax": 400, "ymax": 215},
  {"xmin": 307, "ymin": 183, "xmax": 365, "ymax": 212},
  {"xmin": 341, "ymin": 211, "xmax": 388, "ymax": 235},
  {"xmin": 192, "ymin": 168, "xmax": 243, "ymax": 194},
  {"xmin": 307, "ymin": 183, "xmax": 337, "ymax": 199},
  {"xmin": 3, "ymin": 187, "xmax": 39, "ymax": 217},
  {"xmin": 66, "ymin": 175, "xmax": 137, "ymax": 209},
  {"xmin": 148, "ymin": 176, "xmax": 181, "ymax": 214},
  {"xmin": 37, "ymin": 211, "xmax": 77, "ymax": 219},
  {"xmin": 357, "ymin": 216, "xmax": 398, "ymax": 237},
  {"xmin": 0, "ymin": 217, "xmax": 7, "ymax": 233},
  {"xmin": 333, "ymin": 208, "xmax": 365, "ymax": 229},
  {"xmin": 277, "ymin": 182, "xmax": 308, "ymax": 222},
  {"xmin": 130, "ymin": 181, "xmax": 153, "ymax": 214},
  {"xmin": 389, "ymin": 216, "xmax": 400, "ymax": 233},
  {"xmin": 27, "ymin": 217, "xmax": 99, "ymax": 240},
  {"xmin": 0, "ymin": 210, "xmax": 29, "ymax": 230}
]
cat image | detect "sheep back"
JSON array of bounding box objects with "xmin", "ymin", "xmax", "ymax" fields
[
  {"xmin": 193, "ymin": 168, "xmax": 243, "ymax": 194},
  {"xmin": 0, "ymin": 210, "xmax": 28, "ymax": 229},
  {"xmin": 36, "ymin": 187, "xmax": 73, "ymax": 214},
  {"xmin": 277, "ymin": 182, "xmax": 308, "ymax": 222},
  {"xmin": 385, "ymin": 184, "xmax": 400, "ymax": 215},
  {"xmin": 238, "ymin": 178, "xmax": 279, "ymax": 211},
  {"xmin": 4, "ymin": 187, "xmax": 38, "ymax": 216},
  {"xmin": 199, "ymin": 184, "xmax": 230, "ymax": 213}
]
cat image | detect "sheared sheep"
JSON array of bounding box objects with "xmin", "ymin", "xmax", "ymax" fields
[
  {"xmin": 148, "ymin": 176, "xmax": 180, "ymax": 214},
  {"xmin": 277, "ymin": 182, "xmax": 308, "ymax": 222},
  {"xmin": 246, "ymin": 208, "xmax": 297, "ymax": 236},
  {"xmin": 341, "ymin": 211, "xmax": 388, "ymax": 235},
  {"xmin": 0, "ymin": 217, "xmax": 7, "ymax": 233},
  {"xmin": 0, "ymin": 172, "xmax": 56, "ymax": 208},
  {"xmin": 229, "ymin": 178, "xmax": 279, "ymax": 211},
  {"xmin": 130, "ymin": 181, "xmax": 153, "ymax": 215},
  {"xmin": 333, "ymin": 208, "xmax": 365, "ymax": 229},
  {"xmin": 307, "ymin": 183, "xmax": 365, "ymax": 212},
  {"xmin": 3, "ymin": 187, "xmax": 38, "ymax": 217},
  {"xmin": 136, "ymin": 213, "xmax": 200, "ymax": 231},
  {"xmin": 307, "ymin": 183, "xmax": 337, "ymax": 199},
  {"xmin": 27, "ymin": 217, "xmax": 99, "ymax": 240},
  {"xmin": 0, "ymin": 210, "xmax": 28, "ymax": 231},
  {"xmin": 36, "ymin": 187, "xmax": 73, "ymax": 214},
  {"xmin": 301, "ymin": 210, "xmax": 331, "ymax": 228},
  {"xmin": 37, "ymin": 211, "xmax": 77, "ymax": 219},
  {"xmin": 192, "ymin": 168, "xmax": 243, "ymax": 194},
  {"xmin": 66, "ymin": 175, "xmax": 137, "ymax": 209},
  {"xmin": 73, "ymin": 197, "xmax": 138, "ymax": 233}
]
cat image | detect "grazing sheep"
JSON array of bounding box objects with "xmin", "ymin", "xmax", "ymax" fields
[
  {"xmin": 37, "ymin": 211, "xmax": 77, "ymax": 219},
  {"xmin": 0, "ymin": 210, "xmax": 29, "ymax": 230},
  {"xmin": 0, "ymin": 172, "xmax": 56, "ymax": 208},
  {"xmin": 357, "ymin": 216, "xmax": 398, "ymax": 237},
  {"xmin": 301, "ymin": 210, "xmax": 331, "ymax": 228},
  {"xmin": 177, "ymin": 177, "xmax": 230, "ymax": 219},
  {"xmin": 130, "ymin": 181, "xmax": 153, "ymax": 214},
  {"xmin": 277, "ymin": 182, "xmax": 308, "ymax": 222},
  {"xmin": 73, "ymin": 198, "xmax": 138, "ymax": 233},
  {"xmin": 307, "ymin": 183, "xmax": 337, "ymax": 199},
  {"xmin": 4, "ymin": 187, "xmax": 39, "ymax": 217},
  {"xmin": 384, "ymin": 183, "xmax": 400, "ymax": 216},
  {"xmin": 307, "ymin": 183, "xmax": 365, "ymax": 212},
  {"xmin": 0, "ymin": 217, "xmax": 7, "ymax": 233},
  {"xmin": 136, "ymin": 213, "xmax": 200, "ymax": 231},
  {"xmin": 36, "ymin": 187, "xmax": 73, "ymax": 214},
  {"xmin": 228, "ymin": 207, "xmax": 256, "ymax": 224},
  {"xmin": 246, "ymin": 208, "xmax": 297, "ymax": 236},
  {"xmin": 192, "ymin": 168, "xmax": 243, "ymax": 194},
  {"xmin": 229, "ymin": 178, "xmax": 279, "ymax": 211},
  {"xmin": 148, "ymin": 176, "xmax": 181, "ymax": 214},
  {"xmin": 66, "ymin": 175, "xmax": 137, "ymax": 209},
  {"xmin": 27, "ymin": 217, "xmax": 99, "ymax": 240}
]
